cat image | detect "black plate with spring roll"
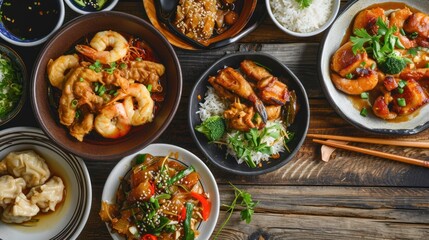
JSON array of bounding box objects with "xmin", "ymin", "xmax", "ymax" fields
[{"xmin": 188, "ymin": 52, "xmax": 310, "ymax": 175}]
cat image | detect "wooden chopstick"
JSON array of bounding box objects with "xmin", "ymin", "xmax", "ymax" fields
[
  {"xmin": 312, "ymin": 139, "xmax": 429, "ymax": 168},
  {"xmin": 307, "ymin": 133, "xmax": 429, "ymax": 149}
]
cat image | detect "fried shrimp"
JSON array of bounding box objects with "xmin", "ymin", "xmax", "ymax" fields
[
  {"xmin": 94, "ymin": 102, "xmax": 131, "ymax": 139},
  {"xmin": 75, "ymin": 30, "xmax": 129, "ymax": 64},
  {"xmin": 122, "ymin": 83, "xmax": 154, "ymax": 126},
  {"xmin": 69, "ymin": 113, "xmax": 94, "ymax": 142},
  {"xmin": 47, "ymin": 54, "xmax": 79, "ymax": 90},
  {"xmin": 50, "ymin": 30, "xmax": 165, "ymax": 141},
  {"xmin": 330, "ymin": 42, "xmax": 378, "ymax": 95},
  {"xmin": 59, "ymin": 67, "xmax": 103, "ymax": 126}
]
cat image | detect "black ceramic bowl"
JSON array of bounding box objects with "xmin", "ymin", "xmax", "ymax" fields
[{"xmin": 188, "ymin": 52, "xmax": 310, "ymax": 175}]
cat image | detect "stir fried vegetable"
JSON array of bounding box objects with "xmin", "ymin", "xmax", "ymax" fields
[{"xmin": 99, "ymin": 154, "xmax": 211, "ymax": 239}]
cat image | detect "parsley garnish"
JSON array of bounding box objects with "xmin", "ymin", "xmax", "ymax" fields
[
  {"xmin": 227, "ymin": 123, "xmax": 283, "ymax": 168},
  {"xmin": 350, "ymin": 17, "xmax": 405, "ymax": 63},
  {"xmin": 295, "ymin": 0, "xmax": 313, "ymax": 9},
  {"xmin": 213, "ymin": 183, "xmax": 258, "ymax": 239}
]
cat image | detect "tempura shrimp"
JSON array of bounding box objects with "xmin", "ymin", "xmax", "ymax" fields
[
  {"xmin": 94, "ymin": 102, "xmax": 131, "ymax": 139},
  {"xmin": 75, "ymin": 30, "xmax": 129, "ymax": 64},
  {"xmin": 122, "ymin": 83, "xmax": 154, "ymax": 126},
  {"xmin": 47, "ymin": 54, "xmax": 79, "ymax": 90},
  {"xmin": 59, "ymin": 67, "xmax": 103, "ymax": 126},
  {"xmin": 69, "ymin": 113, "xmax": 94, "ymax": 142}
]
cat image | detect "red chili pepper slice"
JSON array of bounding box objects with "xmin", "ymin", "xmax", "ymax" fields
[
  {"xmin": 178, "ymin": 205, "xmax": 187, "ymax": 222},
  {"xmin": 141, "ymin": 234, "xmax": 157, "ymax": 240},
  {"xmin": 190, "ymin": 191, "xmax": 211, "ymax": 221}
]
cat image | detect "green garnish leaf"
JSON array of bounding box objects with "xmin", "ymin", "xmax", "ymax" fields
[
  {"xmin": 213, "ymin": 183, "xmax": 259, "ymax": 239},
  {"xmin": 295, "ymin": 0, "xmax": 313, "ymax": 9}
]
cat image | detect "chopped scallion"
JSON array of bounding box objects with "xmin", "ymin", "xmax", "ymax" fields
[
  {"xmin": 360, "ymin": 107, "xmax": 368, "ymax": 117},
  {"xmin": 397, "ymin": 98, "xmax": 406, "ymax": 107}
]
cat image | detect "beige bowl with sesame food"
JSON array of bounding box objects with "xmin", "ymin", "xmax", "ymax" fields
[{"xmin": 101, "ymin": 143, "xmax": 220, "ymax": 239}]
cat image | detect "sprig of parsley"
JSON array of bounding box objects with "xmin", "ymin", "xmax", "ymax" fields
[
  {"xmin": 213, "ymin": 183, "xmax": 259, "ymax": 239},
  {"xmin": 350, "ymin": 17, "xmax": 404, "ymax": 62},
  {"xmin": 227, "ymin": 123, "xmax": 282, "ymax": 168},
  {"xmin": 295, "ymin": 0, "xmax": 313, "ymax": 9}
]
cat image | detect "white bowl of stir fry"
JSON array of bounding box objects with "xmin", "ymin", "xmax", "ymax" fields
[
  {"xmin": 319, "ymin": 0, "xmax": 429, "ymax": 135},
  {"xmin": 100, "ymin": 143, "xmax": 220, "ymax": 240}
]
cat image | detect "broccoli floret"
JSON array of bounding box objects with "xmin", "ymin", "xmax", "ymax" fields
[
  {"xmin": 378, "ymin": 55, "xmax": 407, "ymax": 74},
  {"xmin": 195, "ymin": 116, "xmax": 226, "ymax": 141}
]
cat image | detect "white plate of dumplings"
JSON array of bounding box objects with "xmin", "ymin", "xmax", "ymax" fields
[{"xmin": 0, "ymin": 127, "xmax": 91, "ymax": 240}]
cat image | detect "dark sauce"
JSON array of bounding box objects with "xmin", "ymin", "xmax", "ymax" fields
[{"xmin": 0, "ymin": 0, "xmax": 60, "ymax": 40}]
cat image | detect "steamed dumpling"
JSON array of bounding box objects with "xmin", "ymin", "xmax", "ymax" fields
[
  {"xmin": 1, "ymin": 193, "xmax": 40, "ymax": 223},
  {"xmin": 27, "ymin": 176, "xmax": 65, "ymax": 212},
  {"xmin": 0, "ymin": 150, "xmax": 50, "ymax": 187},
  {"xmin": 0, "ymin": 175, "xmax": 26, "ymax": 208}
]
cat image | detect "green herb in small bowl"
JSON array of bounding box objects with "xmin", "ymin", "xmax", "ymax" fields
[{"xmin": 0, "ymin": 44, "xmax": 26, "ymax": 126}]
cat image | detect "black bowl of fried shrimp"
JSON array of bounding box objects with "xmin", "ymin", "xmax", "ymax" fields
[
  {"xmin": 188, "ymin": 52, "xmax": 310, "ymax": 175},
  {"xmin": 31, "ymin": 11, "xmax": 182, "ymax": 160},
  {"xmin": 319, "ymin": 0, "xmax": 429, "ymax": 135}
]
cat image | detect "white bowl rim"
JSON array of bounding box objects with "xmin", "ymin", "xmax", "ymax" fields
[
  {"xmin": 265, "ymin": 0, "xmax": 341, "ymax": 37},
  {"xmin": 0, "ymin": 0, "xmax": 65, "ymax": 47},
  {"xmin": 64, "ymin": 0, "xmax": 119, "ymax": 14},
  {"xmin": 101, "ymin": 143, "xmax": 220, "ymax": 240},
  {"xmin": 0, "ymin": 126, "xmax": 92, "ymax": 240}
]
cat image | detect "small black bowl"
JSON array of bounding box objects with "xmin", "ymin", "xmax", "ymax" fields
[{"xmin": 188, "ymin": 52, "xmax": 310, "ymax": 175}]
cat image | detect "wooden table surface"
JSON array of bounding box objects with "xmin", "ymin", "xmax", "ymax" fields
[{"xmin": 1, "ymin": 0, "xmax": 429, "ymax": 239}]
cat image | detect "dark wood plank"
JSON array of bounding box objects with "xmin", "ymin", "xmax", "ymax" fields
[{"xmin": 78, "ymin": 184, "xmax": 429, "ymax": 239}]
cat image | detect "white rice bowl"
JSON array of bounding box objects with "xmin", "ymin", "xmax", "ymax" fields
[{"xmin": 269, "ymin": 0, "xmax": 334, "ymax": 33}]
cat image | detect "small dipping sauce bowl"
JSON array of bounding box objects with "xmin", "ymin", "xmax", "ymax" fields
[
  {"xmin": 0, "ymin": 0, "xmax": 65, "ymax": 47},
  {"xmin": 64, "ymin": 0, "xmax": 118, "ymax": 14}
]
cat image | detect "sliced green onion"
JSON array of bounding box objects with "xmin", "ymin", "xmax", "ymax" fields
[
  {"xmin": 398, "ymin": 87, "xmax": 404, "ymax": 94},
  {"xmin": 400, "ymin": 28, "xmax": 406, "ymax": 36},
  {"xmin": 371, "ymin": 62, "xmax": 376, "ymax": 70},
  {"xmin": 147, "ymin": 84, "xmax": 152, "ymax": 92},
  {"xmin": 425, "ymin": 63, "xmax": 429, "ymax": 68},
  {"xmin": 360, "ymin": 92, "xmax": 369, "ymax": 99},
  {"xmin": 71, "ymin": 99, "xmax": 78, "ymax": 108},
  {"xmin": 360, "ymin": 107, "xmax": 368, "ymax": 117},
  {"xmin": 409, "ymin": 32, "xmax": 418, "ymax": 39},
  {"xmin": 397, "ymin": 98, "xmax": 406, "ymax": 107},
  {"xmin": 398, "ymin": 80, "xmax": 407, "ymax": 88},
  {"xmin": 346, "ymin": 73, "xmax": 353, "ymax": 79}
]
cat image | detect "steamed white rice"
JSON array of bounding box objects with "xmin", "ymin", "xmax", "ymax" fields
[
  {"xmin": 270, "ymin": 0, "xmax": 333, "ymax": 33},
  {"xmin": 197, "ymin": 86, "xmax": 286, "ymax": 166}
]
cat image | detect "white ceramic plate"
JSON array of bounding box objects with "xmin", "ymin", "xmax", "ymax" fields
[
  {"xmin": 0, "ymin": 127, "xmax": 92, "ymax": 240},
  {"xmin": 319, "ymin": 0, "xmax": 429, "ymax": 135},
  {"xmin": 102, "ymin": 143, "xmax": 220, "ymax": 239}
]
